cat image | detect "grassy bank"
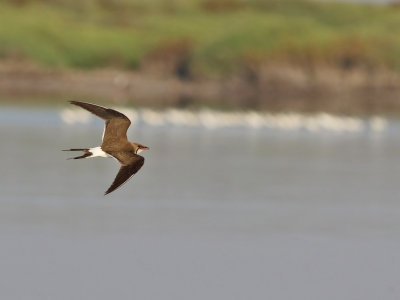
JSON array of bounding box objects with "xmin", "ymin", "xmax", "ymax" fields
[{"xmin": 1, "ymin": 0, "xmax": 400, "ymax": 77}]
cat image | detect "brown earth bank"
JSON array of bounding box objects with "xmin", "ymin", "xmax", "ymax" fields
[{"xmin": 1, "ymin": 61, "xmax": 400, "ymax": 115}]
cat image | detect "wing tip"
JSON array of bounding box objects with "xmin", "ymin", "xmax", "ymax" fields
[
  {"xmin": 68, "ymin": 100, "xmax": 94, "ymax": 107},
  {"xmin": 104, "ymin": 185, "xmax": 115, "ymax": 195},
  {"xmin": 69, "ymin": 100, "xmax": 85, "ymax": 108}
]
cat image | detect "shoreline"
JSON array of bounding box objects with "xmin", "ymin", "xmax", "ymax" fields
[{"xmin": 1, "ymin": 62, "xmax": 400, "ymax": 115}]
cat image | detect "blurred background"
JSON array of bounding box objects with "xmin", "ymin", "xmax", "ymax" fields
[{"xmin": 1, "ymin": 0, "xmax": 400, "ymax": 299}]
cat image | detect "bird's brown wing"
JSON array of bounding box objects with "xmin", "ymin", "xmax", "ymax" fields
[
  {"xmin": 70, "ymin": 101, "xmax": 131, "ymax": 149},
  {"xmin": 101, "ymin": 118, "xmax": 132, "ymax": 150},
  {"xmin": 69, "ymin": 101, "xmax": 129, "ymax": 120},
  {"xmin": 69, "ymin": 101, "xmax": 131, "ymax": 146},
  {"xmin": 104, "ymin": 152, "xmax": 145, "ymax": 195}
]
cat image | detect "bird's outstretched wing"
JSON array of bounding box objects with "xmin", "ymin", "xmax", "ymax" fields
[
  {"xmin": 69, "ymin": 101, "xmax": 131, "ymax": 146},
  {"xmin": 69, "ymin": 101, "xmax": 129, "ymax": 120},
  {"xmin": 105, "ymin": 152, "xmax": 145, "ymax": 195}
]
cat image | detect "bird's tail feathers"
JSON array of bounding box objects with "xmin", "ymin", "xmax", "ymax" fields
[
  {"xmin": 63, "ymin": 148, "xmax": 89, "ymax": 151},
  {"xmin": 63, "ymin": 148, "xmax": 92, "ymax": 159}
]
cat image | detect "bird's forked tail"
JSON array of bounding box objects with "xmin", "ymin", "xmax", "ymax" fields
[{"xmin": 63, "ymin": 148, "xmax": 92, "ymax": 159}]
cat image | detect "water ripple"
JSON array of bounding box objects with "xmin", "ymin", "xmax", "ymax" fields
[{"xmin": 60, "ymin": 107, "xmax": 388, "ymax": 133}]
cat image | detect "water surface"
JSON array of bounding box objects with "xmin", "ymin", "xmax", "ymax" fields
[{"xmin": 0, "ymin": 106, "xmax": 399, "ymax": 300}]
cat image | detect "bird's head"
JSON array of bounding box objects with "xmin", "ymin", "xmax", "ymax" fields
[{"xmin": 132, "ymin": 143, "xmax": 150, "ymax": 154}]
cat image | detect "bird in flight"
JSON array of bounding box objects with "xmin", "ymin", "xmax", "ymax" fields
[{"xmin": 64, "ymin": 101, "xmax": 149, "ymax": 195}]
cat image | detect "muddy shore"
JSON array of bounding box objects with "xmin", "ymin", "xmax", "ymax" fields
[{"xmin": 1, "ymin": 62, "xmax": 400, "ymax": 115}]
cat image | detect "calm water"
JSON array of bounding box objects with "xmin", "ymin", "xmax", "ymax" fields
[{"xmin": 1, "ymin": 106, "xmax": 400, "ymax": 299}]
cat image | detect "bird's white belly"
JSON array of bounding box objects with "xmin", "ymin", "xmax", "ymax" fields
[{"xmin": 89, "ymin": 146, "xmax": 110, "ymax": 158}]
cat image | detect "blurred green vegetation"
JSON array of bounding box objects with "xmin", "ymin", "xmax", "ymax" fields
[{"xmin": 1, "ymin": 0, "xmax": 400, "ymax": 77}]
